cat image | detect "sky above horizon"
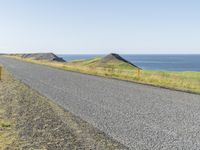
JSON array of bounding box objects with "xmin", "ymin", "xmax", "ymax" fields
[{"xmin": 0, "ymin": 0, "xmax": 200, "ymax": 54}]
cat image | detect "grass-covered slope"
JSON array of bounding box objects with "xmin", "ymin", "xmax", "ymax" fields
[
  {"xmin": 67, "ymin": 53, "xmax": 139, "ymax": 70},
  {"xmin": 3, "ymin": 54, "xmax": 200, "ymax": 94},
  {"xmin": 69, "ymin": 58, "xmax": 200, "ymax": 94},
  {"xmin": 10, "ymin": 53, "xmax": 66, "ymax": 62}
]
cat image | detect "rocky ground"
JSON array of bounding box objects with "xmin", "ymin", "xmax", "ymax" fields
[{"xmin": 0, "ymin": 69, "xmax": 127, "ymax": 150}]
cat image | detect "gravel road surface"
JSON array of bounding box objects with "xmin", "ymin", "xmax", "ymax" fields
[{"xmin": 1, "ymin": 57, "xmax": 200, "ymax": 149}]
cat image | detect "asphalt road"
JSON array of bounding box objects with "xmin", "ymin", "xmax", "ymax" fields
[{"xmin": 1, "ymin": 57, "xmax": 200, "ymax": 149}]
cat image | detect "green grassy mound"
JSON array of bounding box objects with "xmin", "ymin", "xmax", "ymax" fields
[{"xmin": 68, "ymin": 53, "xmax": 139, "ymax": 71}]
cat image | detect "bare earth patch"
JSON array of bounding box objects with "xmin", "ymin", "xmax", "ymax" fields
[{"xmin": 0, "ymin": 69, "xmax": 127, "ymax": 150}]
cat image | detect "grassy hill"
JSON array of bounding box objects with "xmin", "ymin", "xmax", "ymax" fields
[{"xmin": 67, "ymin": 53, "xmax": 139, "ymax": 71}]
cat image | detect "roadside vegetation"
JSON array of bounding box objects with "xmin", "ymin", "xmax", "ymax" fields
[
  {"xmin": 4, "ymin": 55, "xmax": 200, "ymax": 94},
  {"xmin": 0, "ymin": 68, "xmax": 127, "ymax": 150}
]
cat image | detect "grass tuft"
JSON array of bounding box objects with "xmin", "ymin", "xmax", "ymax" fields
[{"xmin": 1, "ymin": 121, "xmax": 12, "ymax": 128}]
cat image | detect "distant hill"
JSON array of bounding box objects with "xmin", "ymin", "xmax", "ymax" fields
[
  {"xmin": 69, "ymin": 53, "xmax": 140, "ymax": 70},
  {"xmin": 11, "ymin": 53, "xmax": 66, "ymax": 62},
  {"xmin": 101, "ymin": 53, "xmax": 140, "ymax": 69}
]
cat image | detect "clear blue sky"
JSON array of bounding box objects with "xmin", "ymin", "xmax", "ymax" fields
[{"xmin": 0, "ymin": 0, "xmax": 200, "ymax": 54}]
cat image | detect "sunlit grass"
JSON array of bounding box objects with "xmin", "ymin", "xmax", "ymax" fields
[{"xmin": 4, "ymin": 55, "xmax": 200, "ymax": 94}]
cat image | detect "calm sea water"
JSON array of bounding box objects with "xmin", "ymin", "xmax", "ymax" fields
[{"xmin": 58, "ymin": 54, "xmax": 200, "ymax": 71}]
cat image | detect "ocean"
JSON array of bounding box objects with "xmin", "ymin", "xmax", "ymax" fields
[{"xmin": 58, "ymin": 54, "xmax": 200, "ymax": 71}]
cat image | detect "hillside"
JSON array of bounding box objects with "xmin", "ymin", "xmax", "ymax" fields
[
  {"xmin": 10, "ymin": 53, "xmax": 66, "ymax": 62},
  {"xmin": 68, "ymin": 53, "xmax": 140, "ymax": 70}
]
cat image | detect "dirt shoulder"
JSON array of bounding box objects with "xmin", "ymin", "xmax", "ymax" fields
[{"xmin": 0, "ymin": 69, "xmax": 127, "ymax": 150}]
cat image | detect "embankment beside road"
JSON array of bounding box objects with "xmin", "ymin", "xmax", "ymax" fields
[{"xmin": 0, "ymin": 69, "xmax": 127, "ymax": 150}]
